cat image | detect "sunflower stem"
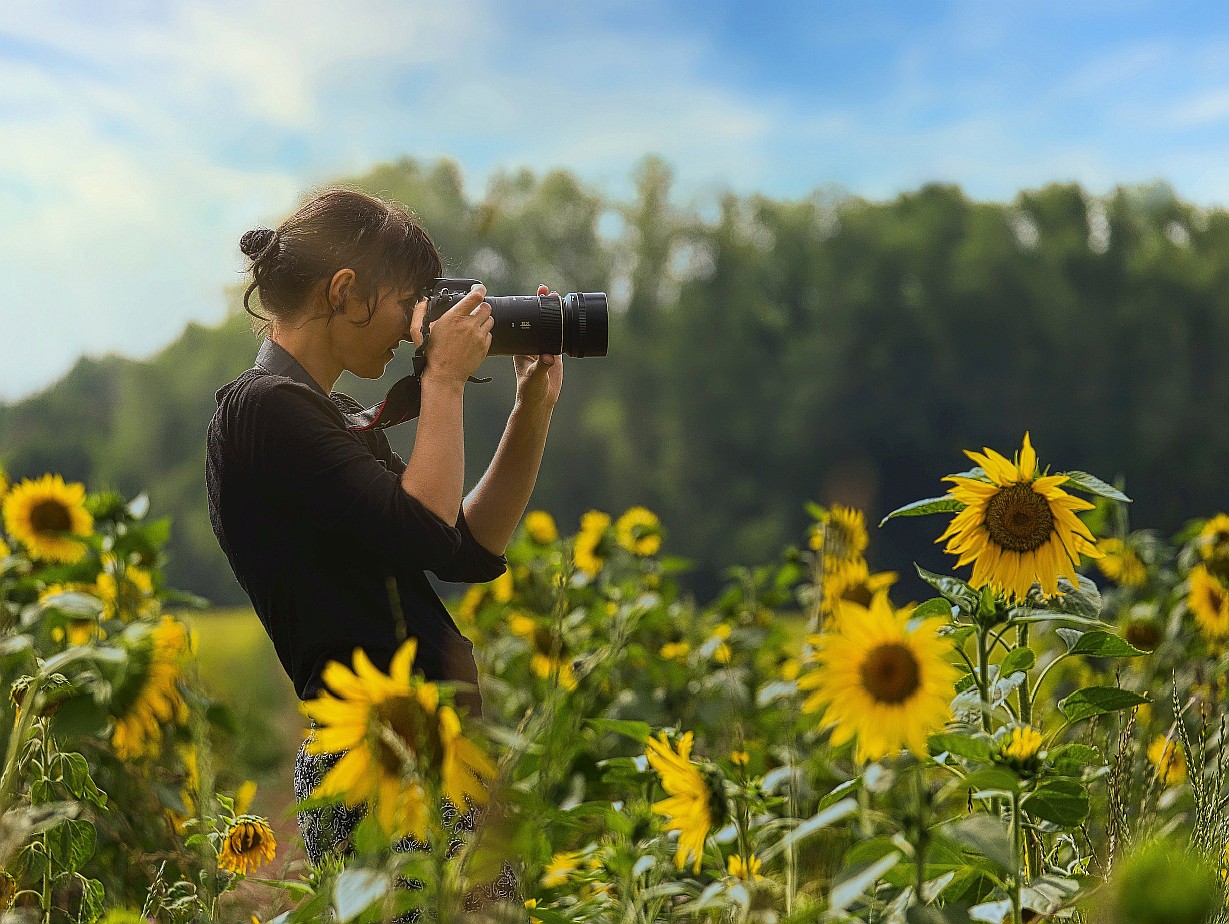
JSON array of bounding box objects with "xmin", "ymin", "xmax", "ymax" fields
[
  {"xmin": 975, "ymin": 627, "xmax": 993, "ymax": 734},
  {"xmin": 912, "ymin": 765, "xmax": 928, "ymax": 907},
  {"xmin": 1010, "ymin": 788, "xmax": 1025, "ymax": 924},
  {"xmin": 1016, "ymin": 624, "xmax": 1032, "ymax": 726}
]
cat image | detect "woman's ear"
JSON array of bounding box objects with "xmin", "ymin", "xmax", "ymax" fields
[{"xmin": 327, "ymin": 268, "xmax": 357, "ymax": 312}]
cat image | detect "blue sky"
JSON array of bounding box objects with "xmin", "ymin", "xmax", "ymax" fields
[{"xmin": 4, "ymin": 0, "xmax": 1229, "ymax": 400}]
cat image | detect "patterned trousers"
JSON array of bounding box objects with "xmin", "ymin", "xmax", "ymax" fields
[{"xmin": 294, "ymin": 731, "xmax": 522, "ymax": 922}]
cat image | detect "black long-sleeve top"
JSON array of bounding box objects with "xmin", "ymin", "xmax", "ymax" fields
[{"xmin": 205, "ymin": 337, "xmax": 507, "ymax": 719}]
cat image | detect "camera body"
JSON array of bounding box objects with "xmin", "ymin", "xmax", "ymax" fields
[{"xmin": 423, "ymin": 277, "xmax": 609, "ymax": 358}]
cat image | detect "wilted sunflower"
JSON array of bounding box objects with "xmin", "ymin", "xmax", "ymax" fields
[
  {"xmin": 809, "ymin": 504, "xmax": 869, "ymax": 581},
  {"xmin": 111, "ymin": 616, "xmax": 191, "ymax": 760},
  {"xmin": 509, "ymin": 613, "xmax": 577, "ymax": 690},
  {"xmin": 1188, "ymin": 566, "xmax": 1229, "ymax": 640},
  {"xmin": 573, "ymin": 510, "xmax": 612, "ymax": 576},
  {"xmin": 614, "ymin": 506, "xmax": 662, "ymax": 557},
  {"xmin": 1095, "ymin": 537, "xmax": 1147, "ymax": 589},
  {"xmin": 936, "ymin": 432, "xmax": 1102, "ymax": 601},
  {"xmin": 0, "ymin": 869, "xmax": 14, "ymax": 911},
  {"xmin": 217, "ymin": 816, "xmax": 277, "ymax": 876},
  {"xmin": 3, "ymin": 474, "xmax": 94, "ymax": 564},
  {"xmin": 645, "ymin": 731, "xmax": 717, "ymax": 873},
  {"xmin": 799, "ymin": 591, "xmax": 959, "ymax": 762},
  {"xmin": 524, "ymin": 510, "xmax": 559, "ymax": 544},
  {"xmin": 301, "ymin": 638, "xmax": 496, "ymax": 841}
]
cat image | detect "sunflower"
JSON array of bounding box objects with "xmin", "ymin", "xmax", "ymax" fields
[
  {"xmin": 822, "ymin": 558, "xmax": 899, "ymax": 616},
  {"xmin": 110, "ymin": 616, "xmax": 191, "ymax": 760},
  {"xmin": 509, "ymin": 613, "xmax": 577, "ymax": 690},
  {"xmin": 542, "ymin": 850, "xmax": 583, "ymax": 888},
  {"xmin": 809, "ymin": 504, "xmax": 869, "ymax": 580},
  {"xmin": 38, "ymin": 582, "xmax": 104, "ymax": 646},
  {"xmin": 659, "ymin": 641, "xmax": 691, "ymax": 662},
  {"xmin": 1188, "ymin": 566, "xmax": 1229, "ymax": 640},
  {"xmin": 798, "ymin": 591, "xmax": 959, "ymax": 762},
  {"xmin": 727, "ymin": 853, "xmax": 764, "ymax": 882},
  {"xmin": 3, "ymin": 474, "xmax": 94, "ymax": 564},
  {"xmin": 645, "ymin": 731, "xmax": 715, "ymax": 873},
  {"xmin": 1198, "ymin": 513, "xmax": 1229, "ymax": 573},
  {"xmin": 614, "ymin": 506, "xmax": 662, "ymax": 557},
  {"xmin": 217, "ymin": 816, "xmax": 277, "ymax": 876},
  {"xmin": 573, "ymin": 510, "xmax": 612, "ymax": 576},
  {"xmin": 1095, "ymin": 537, "xmax": 1147, "ymax": 589},
  {"xmin": 936, "ymin": 432, "xmax": 1102, "ymax": 601},
  {"xmin": 1147, "ymin": 735, "xmax": 1186, "ymax": 786},
  {"xmin": 302, "ymin": 639, "xmax": 496, "ymax": 841},
  {"xmin": 437, "ymin": 704, "xmax": 498, "ymax": 811},
  {"xmin": 524, "ymin": 510, "xmax": 559, "ymax": 544},
  {"xmin": 997, "ymin": 725, "xmax": 1045, "ymax": 775},
  {"xmin": 96, "ymin": 556, "xmax": 157, "ymax": 621}
]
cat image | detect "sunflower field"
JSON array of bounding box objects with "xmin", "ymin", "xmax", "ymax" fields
[{"xmin": 1, "ymin": 431, "xmax": 1229, "ymax": 923}]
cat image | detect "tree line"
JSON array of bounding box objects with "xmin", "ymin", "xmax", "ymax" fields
[{"xmin": 2, "ymin": 156, "xmax": 1225, "ymax": 606}]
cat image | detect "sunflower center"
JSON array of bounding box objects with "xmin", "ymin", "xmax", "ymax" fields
[
  {"xmin": 371, "ymin": 694, "xmax": 425, "ymax": 774},
  {"xmin": 859, "ymin": 642, "xmax": 922, "ymax": 704},
  {"xmin": 841, "ymin": 582, "xmax": 874, "ymax": 608},
  {"xmin": 984, "ymin": 484, "xmax": 1054, "ymax": 553},
  {"xmin": 30, "ymin": 499, "xmax": 72, "ymax": 534}
]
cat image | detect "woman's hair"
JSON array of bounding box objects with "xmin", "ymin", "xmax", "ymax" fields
[{"xmin": 238, "ymin": 187, "xmax": 443, "ymax": 337}]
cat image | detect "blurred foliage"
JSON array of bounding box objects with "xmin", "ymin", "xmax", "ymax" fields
[{"xmin": 2, "ymin": 158, "xmax": 1227, "ymax": 608}]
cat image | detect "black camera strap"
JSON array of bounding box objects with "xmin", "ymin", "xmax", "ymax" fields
[{"xmin": 342, "ymin": 343, "xmax": 491, "ymax": 433}]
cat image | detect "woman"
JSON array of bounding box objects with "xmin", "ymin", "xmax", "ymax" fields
[{"xmin": 204, "ymin": 187, "xmax": 562, "ymax": 914}]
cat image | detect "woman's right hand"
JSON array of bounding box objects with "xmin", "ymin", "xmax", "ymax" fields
[{"xmin": 418, "ymin": 283, "xmax": 493, "ymax": 386}]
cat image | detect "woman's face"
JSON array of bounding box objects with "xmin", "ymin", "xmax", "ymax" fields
[{"xmin": 339, "ymin": 284, "xmax": 424, "ymax": 379}]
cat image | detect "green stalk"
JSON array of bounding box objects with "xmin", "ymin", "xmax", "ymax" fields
[
  {"xmin": 1016, "ymin": 624, "xmax": 1032, "ymax": 726},
  {"xmin": 0, "ymin": 677, "xmax": 43, "ymax": 820},
  {"xmin": 976, "ymin": 627, "xmax": 993, "ymax": 734},
  {"xmin": 1011, "ymin": 790, "xmax": 1023, "ymax": 924},
  {"xmin": 913, "ymin": 767, "xmax": 928, "ymax": 907}
]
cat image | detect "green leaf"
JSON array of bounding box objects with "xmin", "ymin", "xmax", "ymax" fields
[
  {"xmin": 946, "ymin": 815, "xmax": 1014, "ymax": 873},
  {"xmin": 1068, "ymin": 631, "xmax": 1146, "ymax": 659},
  {"xmin": 1060, "ymin": 471, "xmax": 1131, "ymax": 503},
  {"xmin": 333, "ymin": 868, "xmax": 391, "ymax": 923},
  {"xmin": 959, "ymin": 767, "xmax": 1021, "ymax": 797},
  {"xmin": 911, "ymin": 598, "xmax": 956, "ymax": 623},
  {"xmin": 759, "ymin": 797, "xmax": 858, "ymax": 861},
  {"xmin": 1048, "ymin": 744, "xmax": 1103, "ymax": 777},
  {"xmin": 1024, "ymin": 779, "xmax": 1089, "ymax": 826},
  {"xmin": 46, "ymin": 818, "xmax": 95, "ymax": 874},
  {"xmin": 585, "ymin": 718, "xmax": 652, "ymax": 743},
  {"xmin": 50, "ymin": 696, "xmax": 110, "ymax": 740},
  {"xmin": 999, "ymin": 647, "xmax": 1036, "ymax": 675},
  {"xmin": 830, "ymin": 852, "xmax": 901, "ymax": 914},
  {"xmin": 1059, "ymin": 687, "xmax": 1148, "ymax": 723},
  {"xmin": 879, "ymin": 497, "xmax": 965, "ymax": 527},
  {"xmin": 928, "ymin": 733, "xmax": 992, "ymax": 762},
  {"xmin": 916, "ymin": 566, "xmax": 980, "ymax": 616}
]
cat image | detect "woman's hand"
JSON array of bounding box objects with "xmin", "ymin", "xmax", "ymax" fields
[
  {"xmin": 414, "ymin": 283, "xmax": 494, "ymax": 387},
  {"xmin": 513, "ymin": 284, "xmax": 565, "ymax": 410}
]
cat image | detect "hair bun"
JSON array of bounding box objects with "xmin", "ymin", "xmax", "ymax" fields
[{"xmin": 240, "ymin": 228, "xmax": 277, "ymax": 258}]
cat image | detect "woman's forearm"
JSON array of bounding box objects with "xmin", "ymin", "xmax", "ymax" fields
[
  {"xmin": 462, "ymin": 401, "xmax": 554, "ymax": 556},
  {"xmin": 401, "ymin": 376, "xmax": 466, "ymax": 526}
]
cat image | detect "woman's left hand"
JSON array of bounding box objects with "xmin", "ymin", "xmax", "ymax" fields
[{"xmin": 513, "ymin": 284, "xmax": 565, "ymax": 410}]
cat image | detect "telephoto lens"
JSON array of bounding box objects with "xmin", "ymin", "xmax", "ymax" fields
[{"xmin": 425, "ymin": 278, "xmax": 609, "ymax": 358}]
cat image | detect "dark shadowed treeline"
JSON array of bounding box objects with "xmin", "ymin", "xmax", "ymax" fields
[{"xmin": 2, "ymin": 156, "xmax": 1226, "ymax": 606}]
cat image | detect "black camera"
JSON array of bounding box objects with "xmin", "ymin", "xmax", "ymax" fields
[{"xmin": 422, "ymin": 277, "xmax": 609, "ymax": 358}]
